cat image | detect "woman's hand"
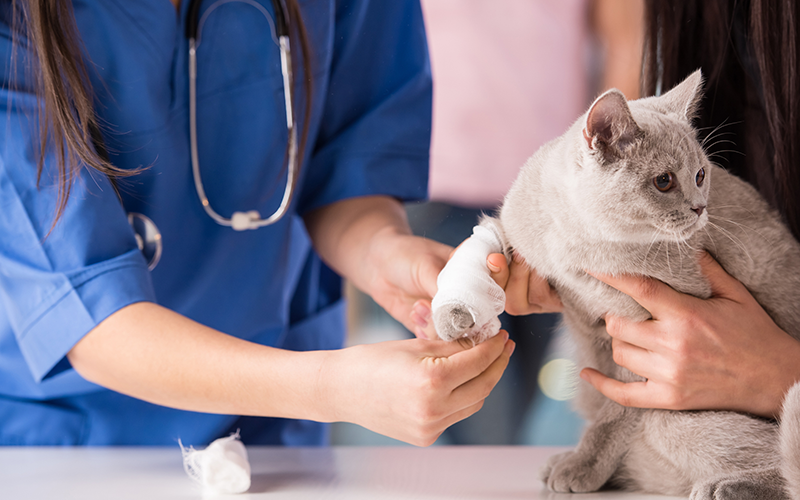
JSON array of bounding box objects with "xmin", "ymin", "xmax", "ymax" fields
[
  {"xmin": 319, "ymin": 330, "xmax": 515, "ymax": 446},
  {"xmin": 406, "ymin": 244, "xmax": 564, "ymax": 339},
  {"xmin": 303, "ymin": 196, "xmax": 451, "ymax": 338},
  {"xmin": 581, "ymin": 252, "xmax": 800, "ymax": 418},
  {"xmin": 365, "ymin": 228, "xmax": 451, "ymax": 338},
  {"xmin": 486, "ymin": 252, "xmax": 562, "ymax": 315}
]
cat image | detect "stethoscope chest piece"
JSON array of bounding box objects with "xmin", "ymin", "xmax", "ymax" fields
[{"xmin": 128, "ymin": 212, "xmax": 162, "ymax": 271}]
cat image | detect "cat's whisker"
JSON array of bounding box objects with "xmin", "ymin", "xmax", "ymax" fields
[
  {"xmin": 699, "ymin": 118, "xmax": 741, "ymax": 148},
  {"xmin": 707, "ymin": 161, "xmax": 731, "ymax": 173},
  {"xmin": 708, "ymin": 214, "xmax": 771, "ymax": 241},
  {"xmin": 703, "ymin": 139, "xmax": 738, "ymax": 151},
  {"xmin": 641, "ymin": 224, "xmax": 666, "ymax": 272},
  {"xmin": 705, "ymin": 148, "xmax": 746, "ymax": 158},
  {"xmin": 702, "ymin": 225, "xmax": 718, "ymax": 255},
  {"xmin": 706, "ymin": 221, "xmax": 755, "ymax": 266},
  {"xmin": 665, "ymin": 236, "xmax": 673, "ymax": 277}
]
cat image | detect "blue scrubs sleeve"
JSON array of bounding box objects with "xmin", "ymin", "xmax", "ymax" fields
[
  {"xmin": 0, "ymin": 91, "xmax": 155, "ymax": 385},
  {"xmin": 298, "ymin": 0, "xmax": 432, "ymax": 214}
]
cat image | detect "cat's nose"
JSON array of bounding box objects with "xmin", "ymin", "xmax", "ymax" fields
[{"xmin": 692, "ymin": 205, "xmax": 706, "ymax": 216}]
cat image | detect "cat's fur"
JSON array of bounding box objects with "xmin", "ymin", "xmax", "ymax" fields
[{"xmin": 455, "ymin": 71, "xmax": 800, "ymax": 498}]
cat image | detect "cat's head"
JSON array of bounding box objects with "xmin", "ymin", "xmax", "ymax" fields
[{"xmin": 573, "ymin": 69, "xmax": 711, "ymax": 244}]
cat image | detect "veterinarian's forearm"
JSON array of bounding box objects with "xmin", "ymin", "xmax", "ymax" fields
[{"xmin": 68, "ymin": 302, "xmax": 334, "ymax": 420}]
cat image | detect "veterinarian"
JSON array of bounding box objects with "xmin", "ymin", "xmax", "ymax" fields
[
  {"xmin": 0, "ymin": 0, "xmax": 514, "ymax": 446},
  {"xmin": 492, "ymin": 0, "xmax": 800, "ymax": 421}
]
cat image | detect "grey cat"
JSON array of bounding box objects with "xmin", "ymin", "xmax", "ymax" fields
[{"xmin": 435, "ymin": 70, "xmax": 800, "ymax": 499}]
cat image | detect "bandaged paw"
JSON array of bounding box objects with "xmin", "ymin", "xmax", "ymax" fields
[
  {"xmin": 432, "ymin": 222, "xmax": 506, "ymax": 343},
  {"xmin": 180, "ymin": 431, "xmax": 251, "ymax": 494}
]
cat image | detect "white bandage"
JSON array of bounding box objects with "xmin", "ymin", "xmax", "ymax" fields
[
  {"xmin": 180, "ymin": 431, "xmax": 251, "ymax": 494},
  {"xmin": 431, "ymin": 223, "xmax": 506, "ymax": 343}
]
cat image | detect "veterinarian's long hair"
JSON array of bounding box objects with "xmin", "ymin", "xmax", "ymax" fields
[
  {"xmin": 643, "ymin": 0, "xmax": 800, "ymax": 240},
  {"xmin": 8, "ymin": 0, "xmax": 312, "ymax": 228}
]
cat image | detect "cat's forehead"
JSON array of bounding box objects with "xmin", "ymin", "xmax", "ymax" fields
[{"xmin": 628, "ymin": 108, "xmax": 705, "ymax": 171}]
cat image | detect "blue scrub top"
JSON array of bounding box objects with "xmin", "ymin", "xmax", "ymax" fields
[{"xmin": 0, "ymin": 0, "xmax": 431, "ymax": 446}]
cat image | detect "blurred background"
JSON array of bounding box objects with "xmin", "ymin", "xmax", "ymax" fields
[{"xmin": 332, "ymin": 0, "xmax": 644, "ymax": 446}]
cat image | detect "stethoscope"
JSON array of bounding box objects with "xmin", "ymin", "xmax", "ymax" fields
[{"xmin": 128, "ymin": 0, "xmax": 298, "ymax": 270}]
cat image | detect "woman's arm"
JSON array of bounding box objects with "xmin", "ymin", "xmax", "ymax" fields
[
  {"xmin": 68, "ymin": 302, "xmax": 328, "ymax": 419},
  {"xmin": 68, "ymin": 301, "xmax": 514, "ymax": 446},
  {"xmin": 68, "ymin": 195, "xmax": 515, "ymax": 445}
]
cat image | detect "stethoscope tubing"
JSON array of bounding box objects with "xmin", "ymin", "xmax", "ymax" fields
[{"xmin": 187, "ymin": 0, "xmax": 298, "ymax": 231}]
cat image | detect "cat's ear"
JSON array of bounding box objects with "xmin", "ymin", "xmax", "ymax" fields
[
  {"xmin": 583, "ymin": 89, "xmax": 640, "ymax": 158},
  {"xmin": 657, "ymin": 69, "xmax": 704, "ymax": 121}
]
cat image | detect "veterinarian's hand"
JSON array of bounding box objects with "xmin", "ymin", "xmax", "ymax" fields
[
  {"xmin": 487, "ymin": 252, "xmax": 563, "ymax": 315},
  {"xmin": 364, "ymin": 232, "xmax": 451, "ymax": 340},
  {"xmin": 582, "ymin": 252, "xmax": 800, "ymax": 418},
  {"xmin": 321, "ymin": 331, "xmax": 515, "ymax": 446}
]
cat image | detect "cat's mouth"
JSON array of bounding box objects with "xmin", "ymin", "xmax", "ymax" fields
[
  {"xmin": 673, "ymin": 215, "xmax": 707, "ymax": 240},
  {"xmin": 653, "ymin": 213, "xmax": 707, "ymax": 242}
]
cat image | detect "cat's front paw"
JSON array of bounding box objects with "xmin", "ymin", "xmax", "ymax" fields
[
  {"xmin": 690, "ymin": 473, "xmax": 788, "ymax": 500},
  {"xmin": 432, "ymin": 302, "xmax": 500, "ymax": 343},
  {"xmin": 539, "ymin": 450, "xmax": 611, "ymax": 493},
  {"xmin": 433, "ymin": 301, "xmax": 476, "ymax": 341}
]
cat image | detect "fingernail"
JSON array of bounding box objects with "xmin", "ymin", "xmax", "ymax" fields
[
  {"xmin": 487, "ymin": 259, "xmax": 501, "ymax": 273},
  {"xmin": 512, "ymin": 252, "xmax": 523, "ymax": 264},
  {"xmin": 412, "ymin": 303, "xmax": 431, "ymax": 322},
  {"xmin": 506, "ymin": 339, "xmax": 516, "ymax": 355},
  {"xmin": 414, "ymin": 326, "xmax": 429, "ymax": 340},
  {"xmin": 579, "ymin": 370, "xmax": 589, "ymax": 381},
  {"xmin": 411, "ymin": 311, "xmax": 428, "ymax": 330}
]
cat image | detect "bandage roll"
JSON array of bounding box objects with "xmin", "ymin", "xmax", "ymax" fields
[
  {"xmin": 181, "ymin": 431, "xmax": 251, "ymax": 494},
  {"xmin": 432, "ymin": 223, "xmax": 506, "ymax": 343}
]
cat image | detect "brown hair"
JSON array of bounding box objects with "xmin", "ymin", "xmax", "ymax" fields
[
  {"xmin": 643, "ymin": 0, "xmax": 800, "ymax": 239},
  {"xmin": 10, "ymin": 0, "xmax": 130, "ymax": 230},
  {"xmin": 10, "ymin": 0, "xmax": 312, "ymax": 227}
]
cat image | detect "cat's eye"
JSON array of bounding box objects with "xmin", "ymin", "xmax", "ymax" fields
[
  {"xmin": 696, "ymin": 168, "xmax": 705, "ymax": 187},
  {"xmin": 654, "ymin": 172, "xmax": 675, "ymax": 192}
]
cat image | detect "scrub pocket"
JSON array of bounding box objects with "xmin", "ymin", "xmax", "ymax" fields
[{"xmin": 0, "ymin": 397, "xmax": 87, "ymax": 445}]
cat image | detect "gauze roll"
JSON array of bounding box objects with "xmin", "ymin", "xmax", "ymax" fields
[
  {"xmin": 180, "ymin": 431, "xmax": 251, "ymax": 494},
  {"xmin": 431, "ymin": 221, "xmax": 506, "ymax": 343}
]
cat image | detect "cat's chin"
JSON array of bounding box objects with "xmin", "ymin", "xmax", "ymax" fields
[{"xmin": 669, "ymin": 217, "xmax": 707, "ymax": 242}]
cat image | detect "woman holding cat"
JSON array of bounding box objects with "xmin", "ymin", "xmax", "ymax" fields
[
  {"xmin": 0, "ymin": 0, "xmax": 514, "ymax": 446},
  {"xmin": 491, "ymin": 0, "xmax": 800, "ymax": 421}
]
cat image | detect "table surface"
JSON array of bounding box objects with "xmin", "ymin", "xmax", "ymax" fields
[{"xmin": 0, "ymin": 446, "xmax": 685, "ymax": 499}]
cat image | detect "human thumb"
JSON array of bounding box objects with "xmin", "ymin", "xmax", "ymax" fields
[{"xmin": 697, "ymin": 251, "xmax": 740, "ymax": 298}]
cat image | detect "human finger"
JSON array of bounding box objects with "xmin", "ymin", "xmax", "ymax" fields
[
  {"xmin": 419, "ymin": 242, "xmax": 452, "ymax": 300},
  {"xmin": 587, "ymin": 271, "xmax": 686, "ymax": 318},
  {"xmin": 579, "ymin": 368, "xmax": 655, "ymax": 408},
  {"xmin": 447, "ymin": 241, "xmax": 465, "ymax": 261},
  {"xmin": 443, "ymin": 330, "xmax": 511, "ymax": 387},
  {"xmin": 527, "ymin": 269, "xmax": 563, "ymax": 313},
  {"xmin": 505, "ymin": 253, "xmax": 535, "ymax": 315},
  {"xmin": 438, "ymin": 400, "xmax": 485, "ymax": 429},
  {"xmin": 487, "ymin": 253, "xmax": 510, "ymax": 289},
  {"xmin": 609, "ymin": 337, "xmax": 657, "ymax": 380},
  {"xmin": 410, "ymin": 299, "xmax": 434, "ymax": 340},
  {"xmin": 411, "ymin": 400, "xmax": 486, "ymax": 447},
  {"xmin": 448, "ymin": 337, "xmax": 514, "ymax": 409},
  {"xmin": 604, "ymin": 314, "xmax": 660, "ymax": 352},
  {"xmin": 697, "ymin": 251, "xmax": 746, "ymax": 299}
]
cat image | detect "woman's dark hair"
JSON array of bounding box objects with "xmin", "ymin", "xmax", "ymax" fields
[
  {"xmin": 643, "ymin": 0, "xmax": 800, "ymax": 239},
  {"xmin": 10, "ymin": 0, "xmax": 312, "ymax": 228}
]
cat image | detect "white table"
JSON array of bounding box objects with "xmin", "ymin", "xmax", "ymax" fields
[{"xmin": 0, "ymin": 446, "xmax": 684, "ymax": 499}]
